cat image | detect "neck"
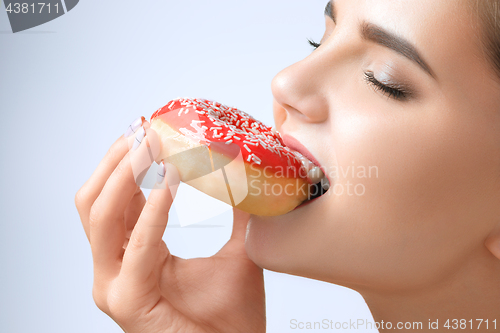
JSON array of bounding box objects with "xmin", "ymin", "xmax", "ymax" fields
[{"xmin": 360, "ymin": 247, "xmax": 500, "ymax": 332}]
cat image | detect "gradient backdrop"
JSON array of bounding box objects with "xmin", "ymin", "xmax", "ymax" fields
[{"xmin": 0, "ymin": 1, "xmax": 376, "ymax": 332}]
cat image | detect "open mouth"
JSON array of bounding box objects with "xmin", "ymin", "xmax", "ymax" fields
[
  {"xmin": 281, "ymin": 134, "xmax": 331, "ymax": 204},
  {"xmin": 308, "ymin": 172, "xmax": 330, "ymax": 201},
  {"xmin": 289, "ymin": 149, "xmax": 331, "ymax": 202},
  {"xmin": 292, "ymin": 177, "xmax": 330, "ymax": 211}
]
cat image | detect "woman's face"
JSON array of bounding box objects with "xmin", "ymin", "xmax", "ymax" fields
[{"xmin": 245, "ymin": 0, "xmax": 500, "ymax": 291}]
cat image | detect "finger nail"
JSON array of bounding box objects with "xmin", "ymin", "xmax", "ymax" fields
[
  {"xmin": 157, "ymin": 161, "xmax": 166, "ymax": 184},
  {"xmin": 124, "ymin": 116, "xmax": 143, "ymax": 138},
  {"xmin": 132, "ymin": 126, "xmax": 146, "ymax": 151}
]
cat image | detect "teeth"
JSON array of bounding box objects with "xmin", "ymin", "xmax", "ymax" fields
[
  {"xmin": 292, "ymin": 150, "xmax": 326, "ymax": 184},
  {"xmin": 306, "ymin": 174, "xmax": 331, "ymax": 201},
  {"xmin": 307, "ymin": 166, "xmax": 325, "ymax": 184},
  {"xmin": 321, "ymin": 176, "xmax": 330, "ymax": 190}
]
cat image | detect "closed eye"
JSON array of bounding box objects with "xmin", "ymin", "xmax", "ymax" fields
[{"xmin": 364, "ymin": 72, "xmax": 411, "ymax": 101}]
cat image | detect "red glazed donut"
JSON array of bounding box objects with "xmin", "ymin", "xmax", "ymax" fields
[{"xmin": 150, "ymin": 98, "xmax": 327, "ymax": 216}]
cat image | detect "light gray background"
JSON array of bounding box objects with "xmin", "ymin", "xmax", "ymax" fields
[{"xmin": 0, "ymin": 1, "xmax": 376, "ymax": 332}]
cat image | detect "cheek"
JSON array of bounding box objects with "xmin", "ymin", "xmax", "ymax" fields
[{"xmin": 328, "ymin": 100, "xmax": 500, "ymax": 283}]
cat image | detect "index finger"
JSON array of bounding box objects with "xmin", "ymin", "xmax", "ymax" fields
[{"xmin": 120, "ymin": 164, "xmax": 176, "ymax": 284}]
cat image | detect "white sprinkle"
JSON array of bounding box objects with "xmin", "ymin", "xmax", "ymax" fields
[
  {"xmin": 168, "ymin": 101, "xmax": 175, "ymax": 109},
  {"xmin": 244, "ymin": 144, "xmax": 251, "ymax": 152},
  {"xmin": 184, "ymin": 108, "xmax": 189, "ymax": 114},
  {"xmin": 201, "ymin": 126, "xmax": 208, "ymax": 130},
  {"xmin": 247, "ymin": 155, "xmax": 253, "ymax": 162},
  {"xmin": 225, "ymin": 140, "xmax": 233, "ymax": 145},
  {"xmin": 210, "ymin": 127, "xmax": 223, "ymax": 131},
  {"xmin": 178, "ymin": 109, "xmax": 184, "ymax": 116},
  {"xmin": 233, "ymin": 136, "xmax": 241, "ymax": 140},
  {"xmin": 244, "ymin": 140, "xmax": 257, "ymax": 146}
]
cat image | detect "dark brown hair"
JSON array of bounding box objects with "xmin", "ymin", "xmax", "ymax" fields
[{"xmin": 472, "ymin": 0, "xmax": 500, "ymax": 78}]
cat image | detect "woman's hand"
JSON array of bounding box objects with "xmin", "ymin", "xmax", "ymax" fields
[{"xmin": 75, "ymin": 119, "xmax": 266, "ymax": 333}]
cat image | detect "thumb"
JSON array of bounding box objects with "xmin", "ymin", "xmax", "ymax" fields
[
  {"xmin": 217, "ymin": 208, "xmax": 251, "ymax": 257},
  {"xmin": 229, "ymin": 208, "xmax": 251, "ymax": 243}
]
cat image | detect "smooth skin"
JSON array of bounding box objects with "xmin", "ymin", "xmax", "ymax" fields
[{"xmin": 75, "ymin": 126, "xmax": 265, "ymax": 333}]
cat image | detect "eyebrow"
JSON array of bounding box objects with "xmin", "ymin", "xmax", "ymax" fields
[
  {"xmin": 361, "ymin": 23, "xmax": 434, "ymax": 77},
  {"xmin": 324, "ymin": 1, "xmax": 335, "ymax": 23},
  {"xmin": 324, "ymin": 1, "xmax": 434, "ymax": 78}
]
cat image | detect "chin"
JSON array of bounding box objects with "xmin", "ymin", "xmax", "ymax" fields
[{"xmin": 244, "ymin": 191, "xmax": 331, "ymax": 275}]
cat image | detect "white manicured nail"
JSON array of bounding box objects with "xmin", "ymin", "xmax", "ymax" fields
[
  {"xmin": 157, "ymin": 161, "xmax": 166, "ymax": 184},
  {"xmin": 124, "ymin": 117, "xmax": 143, "ymax": 138},
  {"xmin": 132, "ymin": 126, "xmax": 145, "ymax": 151}
]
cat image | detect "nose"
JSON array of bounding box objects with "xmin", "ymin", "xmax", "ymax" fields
[
  {"xmin": 271, "ymin": 51, "xmax": 331, "ymax": 125},
  {"xmin": 271, "ymin": 26, "xmax": 358, "ymax": 127}
]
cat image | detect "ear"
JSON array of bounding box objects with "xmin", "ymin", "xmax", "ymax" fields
[{"xmin": 485, "ymin": 224, "xmax": 500, "ymax": 260}]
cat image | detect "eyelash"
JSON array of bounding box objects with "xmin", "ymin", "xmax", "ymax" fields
[
  {"xmin": 308, "ymin": 38, "xmax": 321, "ymax": 49},
  {"xmin": 364, "ymin": 72, "xmax": 409, "ymax": 101},
  {"xmin": 307, "ymin": 39, "xmax": 410, "ymax": 101}
]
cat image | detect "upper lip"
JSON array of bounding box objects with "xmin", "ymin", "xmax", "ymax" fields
[{"xmin": 281, "ymin": 134, "xmax": 327, "ymax": 181}]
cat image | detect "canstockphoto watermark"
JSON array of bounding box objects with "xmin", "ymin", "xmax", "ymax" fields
[
  {"xmin": 3, "ymin": 0, "xmax": 79, "ymax": 33},
  {"xmin": 290, "ymin": 318, "xmax": 498, "ymax": 330},
  {"xmin": 290, "ymin": 318, "xmax": 423, "ymax": 330}
]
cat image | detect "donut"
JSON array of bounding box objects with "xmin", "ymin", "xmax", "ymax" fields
[{"xmin": 149, "ymin": 98, "xmax": 328, "ymax": 216}]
